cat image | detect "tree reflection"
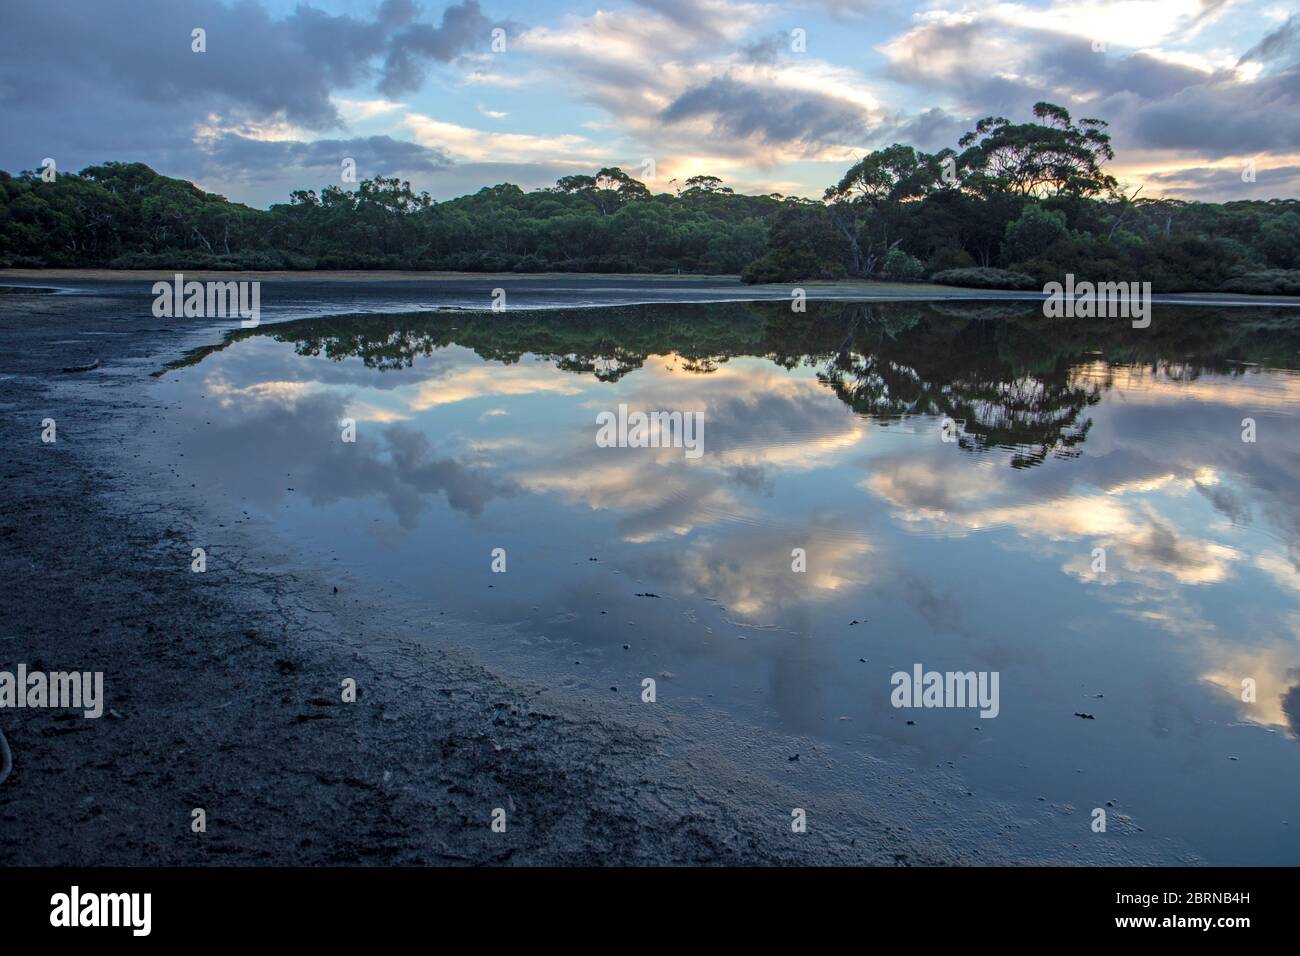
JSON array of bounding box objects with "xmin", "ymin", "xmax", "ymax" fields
[{"xmin": 166, "ymin": 299, "xmax": 1300, "ymax": 469}]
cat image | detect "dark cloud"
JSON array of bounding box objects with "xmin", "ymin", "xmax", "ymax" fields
[
  {"xmin": 1118, "ymin": 69, "xmax": 1300, "ymax": 156},
  {"xmin": 661, "ymin": 75, "xmax": 871, "ymax": 148},
  {"xmin": 1282, "ymin": 672, "xmax": 1300, "ymax": 738},
  {"xmin": 886, "ymin": 22, "xmax": 1207, "ymax": 103},
  {"xmin": 1195, "ymin": 478, "xmax": 1253, "ymax": 526},
  {"xmin": 1239, "ymin": 13, "xmax": 1299, "ymax": 68},
  {"xmin": 884, "ymin": 17, "xmax": 1300, "ymax": 162},
  {"xmin": 380, "ymin": 1, "xmax": 499, "ymax": 96},
  {"xmin": 177, "ymin": 388, "xmax": 515, "ymax": 528},
  {"xmin": 630, "ymin": 0, "xmax": 729, "ymax": 38},
  {"xmin": 0, "ymin": 0, "xmax": 507, "ymax": 205},
  {"xmin": 817, "ymin": 0, "xmax": 888, "ymax": 18},
  {"xmin": 1145, "ymin": 164, "xmax": 1300, "ymax": 199},
  {"xmin": 201, "ymin": 133, "xmax": 453, "ymax": 181},
  {"xmin": 893, "ymin": 571, "xmax": 963, "ymax": 634},
  {"xmin": 874, "ymin": 107, "xmax": 968, "ymax": 151},
  {"xmin": 0, "ymin": 0, "xmax": 498, "ymax": 130},
  {"xmin": 741, "ymin": 32, "xmax": 786, "ymax": 66}
]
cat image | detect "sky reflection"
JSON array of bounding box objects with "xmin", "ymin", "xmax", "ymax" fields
[{"xmin": 156, "ymin": 301, "xmax": 1300, "ymax": 863}]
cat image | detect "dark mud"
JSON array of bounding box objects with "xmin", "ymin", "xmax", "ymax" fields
[{"xmin": 0, "ymin": 278, "xmax": 1194, "ymax": 865}]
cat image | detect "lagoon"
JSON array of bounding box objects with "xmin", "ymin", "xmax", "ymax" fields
[{"xmin": 154, "ymin": 298, "xmax": 1300, "ymax": 864}]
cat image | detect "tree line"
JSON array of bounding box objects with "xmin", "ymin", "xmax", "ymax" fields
[{"xmin": 2, "ymin": 102, "xmax": 1298, "ymax": 293}]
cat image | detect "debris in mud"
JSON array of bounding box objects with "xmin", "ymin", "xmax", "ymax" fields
[
  {"xmin": 61, "ymin": 358, "xmax": 99, "ymax": 373},
  {"xmin": 635, "ymin": 592, "xmax": 660, "ymax": 598},
  {"xmin": 1073, "ymin": 712, "xmax": 1095, "ymax": 719}
]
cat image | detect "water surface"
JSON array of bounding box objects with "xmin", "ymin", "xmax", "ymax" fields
[{"xmin": 156, "ymin": 300, "xmax": 1300, "ymax": 864}]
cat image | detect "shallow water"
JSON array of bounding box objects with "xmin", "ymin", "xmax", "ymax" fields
[{"xmin": 155, "ymin": 299, "xmax": 1300, "ymax": 864}]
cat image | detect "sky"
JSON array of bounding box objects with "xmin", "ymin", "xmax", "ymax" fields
[{"xmin": 1, "ymin": 0, "xmax": 1298, "ymax": 207}]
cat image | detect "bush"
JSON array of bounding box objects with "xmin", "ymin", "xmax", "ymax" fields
[
  {"xmin": 881, "ymin": 248, "xmax": 925, "ymax": 280},
  {"xmin": 1001, "ymin": 204, "xmax": 1069, "ymax": 268},
  {"xmin": 741, "ymin": 248, "xmax": 846, "ymax": 283},
  {"xmin": 930, "ymin": 266, "xmax": 1038, "ymax": 290},
  {"xmin": 1221, "ymin": 270, "xmax": 1300, "ymax": 295},
  {"xmin": 925, "ymin": 246, "xmax": 975, "ymax": 274}
]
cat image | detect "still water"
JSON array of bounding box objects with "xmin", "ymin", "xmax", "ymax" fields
[{"xmin": 156, "ymin": 300, "xmax": 1300, "ymax": 864}]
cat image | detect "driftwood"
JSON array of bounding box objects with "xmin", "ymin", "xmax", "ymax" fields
[{"xmin": 61, "ymin": 358, "xmax": 99, "ymax": 373}]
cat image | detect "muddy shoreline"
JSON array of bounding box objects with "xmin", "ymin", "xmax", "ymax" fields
[
  {"xmin": 4, "ymin": 269, "xmax": 1299, "ymax": 308},
  {"xmin": 0, "ymin": 280, "xmax": 1194, "ymax": 865}
]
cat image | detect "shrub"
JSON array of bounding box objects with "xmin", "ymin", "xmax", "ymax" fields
[
  {"xmin": 1221, "ymin": 270, "xmax": 1300, "ymax": 295},
  {"xmin": 881, "ymin": 248, "xmax": 925, "ymax": 280},
  {"xmin": 1001, "ymin": 204, "xmax": 1068, "ymax": 267},
  {"xmin": 930, "ymin": 266, "xmax": 1038, "ymax": 290},
  {"xmin": 741, "ymin": 248, "xmax": 846, "ymax": 283},
  {"xmin": 925, "ymin": 246, "xmax": 975, "ymax": 274}
]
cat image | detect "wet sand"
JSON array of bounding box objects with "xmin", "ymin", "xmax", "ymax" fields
[{"xmin": 0, "ymin": 279, "xmax": 1196, "ymax": 865}]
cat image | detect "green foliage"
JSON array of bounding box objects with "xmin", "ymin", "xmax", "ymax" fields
[
  {"xmin": 1001, "ymin": 204, "xmax": 1068, "ymax": 267},
  {"xmin": 0, "ymin": 164, "xmax": 777, "ymax": 274},
  {"xmin": 3, "ymin": 99, "xmax": 1299, "ymax": 297},
  {"xmin": 925, "ymin": 246, "xmax": 975, "ymax": 273},
  {"xmin": 1013, "ymin": 233, "xmax": 1255, "ymax": 292},
  {"xmin": 170, "ymin": 300, "xmax": 1300, "ymax": 469},
  {"xmin": 1258, "ymin": 212, "xmax": 1300, "ymax": 269},
  {"xmin": 930, "ymin": 267, "xmax": 1039, "ymax": 290},
  {"xmin": 956, "ymin": 102, "xmax": 1118, "ymax": 199},
  {"xmin": 740, "ymin": 200, "xmax": 847, "ymax": 283},
  {"xmin": 1222, "ymin": 270, "xmax": 1300, "ymax": 295},
  {"xmin": 881, "ymin": 248, "xmax": 925, "ymax": 280},
  {"xmin": 746, "ymin": 101, "xmax": 1299, "ymax": 292}
]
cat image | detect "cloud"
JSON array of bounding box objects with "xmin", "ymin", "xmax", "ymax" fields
[
  {"xmin": 404, "ymin": 112, "xmax": 608, "ymax": 164},
  {"xmin": 378, "ymin": 0, "xmax": 503, "ymax": 96},
  {"xmin": 878, "ymin": 3, "xmax": 1300, "ymax": 183},
  {"xmin": 661, "ymin": 75, "xmax": 873, "ymax": 151},
  {"xmin": 3, "ymin": 0, "xmax": 1296, "ymax": 205},
  {"xmin": 0, "ymin": 0, "xmax": 511, "ymax": 203},
  {"xmin": 181, "ymin": 382, "xmax": 516, "ymax": 527},
  {"xmin": 517, "ymin": 0, "xmax": 877, "ymax": 165},
  {"xmin": 197, "ymin": 133, "xmax": 453, "ymax": 182},
  {"xmin": 1239, "ymin": 12, "xmax": 1300, "ymax": 67},
  {"xmin": 1144, "ymin": 163, "xmax": 1300, "ymax": 199},
  {"xmin": 0, "ymin": 0, "xmax": 496, "ymax": 129}
]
